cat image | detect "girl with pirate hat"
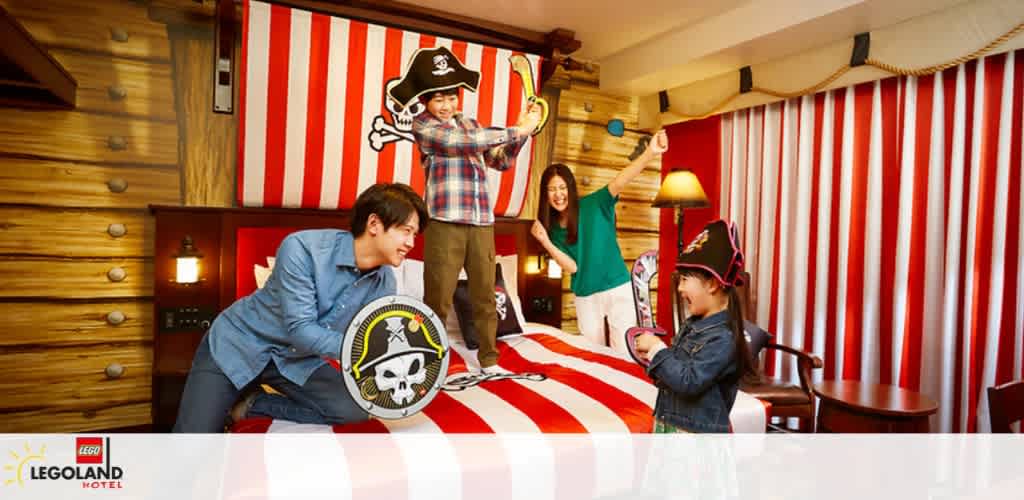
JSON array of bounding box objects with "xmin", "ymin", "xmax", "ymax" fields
[
  {"xmin": 391, "ymin": 46, "xmax": 543, "ymax": 375},
  {"xmin": 633, "ymin": 220, "xmax": 760, "ymax": 433},
  {"xmin": 531, "ymin": 130, "xmax": 668, "ymax": 354}
]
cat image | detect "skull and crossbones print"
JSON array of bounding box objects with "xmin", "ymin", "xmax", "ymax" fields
[{"xmin": 368, "ymin": 79, "xmax": 424, "ymax": 152}]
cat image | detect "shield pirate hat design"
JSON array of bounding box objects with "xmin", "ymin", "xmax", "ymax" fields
[
  {"xmin": 341, "ymin": 295, "xmax": 449, "ymax": 419},
  {"xmin": 676, "ymin": 219, "xmax": 746, "ymax": 288},
  {"xmin": 387, "ymin": 46, "xmax": 480, "ymax": 108}
]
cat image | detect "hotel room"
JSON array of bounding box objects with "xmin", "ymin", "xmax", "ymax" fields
[{"xmin": 1, "ymin": 0, "xmax": 1022, "ymax": 442}]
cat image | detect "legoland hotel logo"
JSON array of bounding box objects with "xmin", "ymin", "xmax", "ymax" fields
[{"xmin": 4, "ymin": 437, "xmax": 124, "ymax": 489}]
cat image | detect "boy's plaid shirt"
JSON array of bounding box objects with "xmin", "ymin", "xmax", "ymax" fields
[{"xmin": 413, "ymin": 112, "xmax": 528, "ymax": 226}]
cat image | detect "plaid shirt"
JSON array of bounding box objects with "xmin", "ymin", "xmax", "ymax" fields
[{"xmin": 413, "ymin": 112, "xmax": 528, "ymax": 225}]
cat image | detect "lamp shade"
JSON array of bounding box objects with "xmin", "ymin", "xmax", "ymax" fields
[{"xmin": 651, "ymin": 169, "xmax": 709, "ymax": 208}]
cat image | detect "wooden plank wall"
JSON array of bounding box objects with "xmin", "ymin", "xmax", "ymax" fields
[
  {"xmin": 0, "ymin": 0, "xmax": 180, "ymax": 432},
  {"xmin": 550, "ymin": 67, "xmax": 662, "ymax": 334}
]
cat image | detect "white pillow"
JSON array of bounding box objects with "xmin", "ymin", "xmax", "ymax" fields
[{"xmin": 496, "ymin": 254, "xmax": 528, "ymax": 330}]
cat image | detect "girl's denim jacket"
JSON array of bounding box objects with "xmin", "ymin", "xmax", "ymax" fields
[{"xmin": 646, "ymin": 310, "xmax": 738, "ymax": 433}]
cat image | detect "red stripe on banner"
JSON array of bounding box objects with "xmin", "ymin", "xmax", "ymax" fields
[
  {"xmin": 952, "ymin": 60, "xmax": 979, "ymax": 432},
  {"xmin": 825, "ymin": 89, "xmax": 846, "ymax": 379},
  {"xmin": 375, "ymin": 27, "xmax": 405, "ymax": 184},
  {"xmin": 302, "ymin": 13, "xmax": 330, "ymax": 207},
  {"xmin": 497, "ymin": 342, "xmax": 654, "ymax": 433},
  {"xmin": 966, "ymin": 54, "xmax": 1006, "ymax": 432},
  {"xmin": 996, "ymin": 56, "xmax": 1023, "ymax": 385},
  {"xmin": 238, "ymin": 0, "xmax": 250, "ymax": 206},
  {"xmin": 901, "ymin": 74, "xmax": 935, "ymax": 391},
  {"xmin": 879, "ymin": 77, "xmax": 901, "ymax": 385},
  {"xmin": 804, "ymin": 94, "xmax": 825, "ymax": 355},
  {"xmin": 476, "ymin": 46, "xmax": 497, "ymax": 128},
  {"xmin": 408, "ymin": 35, "xmax": 436, "ymax": 195},
  {"xmin": 262, "ymin": 5, "xmax": 293, "ymax": 207},
  {"xmin": 339, "ymin": 21, "xmax": 368, "ymax": 208},
  {"xmin": 527, "ymin": 333, "xmax": 651, "ymax": 383},
  {"xmin": 842, "ymin": 82, "xmax": 874, "ymax": 381},
  {"xmin": 494, "ymin": 51, "xmax": 526, "ymax": 215}
]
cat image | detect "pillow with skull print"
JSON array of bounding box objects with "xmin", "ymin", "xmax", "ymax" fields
[{"xmin": 452, "ymin": 263, "xmax": 523, "ymax": 349}]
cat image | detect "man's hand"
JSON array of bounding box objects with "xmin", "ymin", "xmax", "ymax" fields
[{"xmin": 647, "ymin": 129, "xmax": 668, "ymax": 155}]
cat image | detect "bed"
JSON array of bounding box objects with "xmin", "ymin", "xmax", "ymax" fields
[{"xmin": 151, "ymin": 205, "xmax": 768, "ymax": 435}]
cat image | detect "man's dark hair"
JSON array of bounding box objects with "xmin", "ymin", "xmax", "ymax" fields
[{"xmin": 351, "ymin": 183, "xmax": 428, "ymax": 236}]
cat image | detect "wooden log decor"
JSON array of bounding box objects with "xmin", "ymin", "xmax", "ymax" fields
[
  {"xmin": 107, "ymin": 223, "xmax": 127, "ymax": 238},
  {"xmin": 106, "ymin": 310, "xmax": 126, "ymax": 325},
  {"xmin": 107, "ymin": 266, "xmax": 127, "ymax": 282},
  {"xmin": 107, "ymin": 178, "xmax": 128, "ymax": 193}
]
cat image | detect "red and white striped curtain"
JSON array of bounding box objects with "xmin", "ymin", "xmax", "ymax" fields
[
  {"xmin": 239, "ymin": 0, "xmax": 541, "ymax": 215},
  {"xmin": 721, "ymin": 49, "xmax": 1023, "ymax": 433}
]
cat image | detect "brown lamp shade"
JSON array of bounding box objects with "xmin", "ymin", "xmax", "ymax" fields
[{"xmin": 652, "ymin": 169, "xmax": 709, "ymax": 208}]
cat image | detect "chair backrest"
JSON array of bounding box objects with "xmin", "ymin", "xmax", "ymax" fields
[
  {"xmin": 988, "ymin": 380, "xmax": 1024, "ymax": 433},
  {"xmin": 630, "ymin": 250, "xmax": 659, "ymax": 328}
]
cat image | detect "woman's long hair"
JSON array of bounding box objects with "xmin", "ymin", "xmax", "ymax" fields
[
  {"xmin": 537, "ymin": 163, "xmax": 580, "ymax": 244},
  {"xmin": 680, "ymin": 268, "xmax": 760, "ymax": 384}
]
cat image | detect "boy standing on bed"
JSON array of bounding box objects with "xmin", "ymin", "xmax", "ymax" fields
[
  {"xmin": 173, "ymin": 183, "xmax": 428, "ymax": 433},
  {"xmin": 388, "ymin": 46, "xmax": 542, "ymax": 375}
]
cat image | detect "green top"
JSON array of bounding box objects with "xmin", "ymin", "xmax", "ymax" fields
[{"xmin": 549, "ymin": 186, "xmax": 630, "ymax": 297}]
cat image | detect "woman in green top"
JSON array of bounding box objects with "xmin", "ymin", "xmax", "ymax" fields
[{"xmin": 531, "ymin": 130, "xmax": 668, "ymax": 352}]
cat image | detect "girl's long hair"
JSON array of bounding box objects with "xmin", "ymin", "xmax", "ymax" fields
[
  {"xmin": 537, "ymin": 164, "xmax": 580, "ymax": 244},
  {"xmin": 680, "ymin": 268, "xmax": 760, "ymax": 384}
]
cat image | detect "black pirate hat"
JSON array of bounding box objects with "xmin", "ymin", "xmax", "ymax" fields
[
  {"xmin": 388, "ymin": 46, "xmax": 480, "ymax": 108},
  {"xmin": 676, "ymin": 219, "xmax": 746, "ymax": 287}
]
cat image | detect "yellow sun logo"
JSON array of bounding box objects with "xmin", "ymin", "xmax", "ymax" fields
[{"xmin": 4, "ymin": 443, "xmax": 45, "ymax": 487}]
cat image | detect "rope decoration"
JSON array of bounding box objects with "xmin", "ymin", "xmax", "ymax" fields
[{"xmin": 668, "ymin": 21, "xmax": 1024, "ymax": 120}]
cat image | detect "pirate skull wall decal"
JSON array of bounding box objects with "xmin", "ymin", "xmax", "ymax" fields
[
  {"xmin": 341, "ymin": 296, "xmax": 448, "ymax": 419},
  {"xmin": 368, "ymin": 79, "xmax": 421, "ymax": 152}
]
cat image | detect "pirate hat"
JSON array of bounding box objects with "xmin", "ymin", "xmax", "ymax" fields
[
  {"xmin": 676, "ymin": 219, "xmax": 746, "ymax": 287},
  {"xmin": 357, "ymin": 316, "xmax": 440, "ymax": 375},
  {"xmin": 388, "ymin": 46, "xmax": 480, "ymax": 108}
]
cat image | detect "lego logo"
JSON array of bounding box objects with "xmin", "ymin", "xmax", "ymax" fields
[{"xmin": 78, "ymin": 445, "xmax": 102, "ymax": 456}]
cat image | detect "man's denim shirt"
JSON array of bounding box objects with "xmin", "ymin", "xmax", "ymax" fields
[
  {"xmin": 209, "ymin": 230, "xmax": 396, "ymax": 389},
  {"xmin": 646, "ymin": 310, "xmax": 738, "ymax": 433}
]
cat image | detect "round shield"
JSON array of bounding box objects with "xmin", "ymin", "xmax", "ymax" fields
[{"xmin": 341, "ymin": 295, "xmax": 449, "ymax": 419}]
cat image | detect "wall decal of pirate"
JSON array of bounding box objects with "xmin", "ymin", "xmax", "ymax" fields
[
  {"xmin": 368, "ymin": 45, "xmax": 549, "ymax": 152},
  {"xmin": 341, "ymin": 296, "xmax": 449, "ymax": 419}
]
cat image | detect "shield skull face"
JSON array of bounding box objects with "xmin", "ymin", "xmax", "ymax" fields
[
  {"xmin": 385, "ymin": 80, "xmax": 424, "ymax": 132},
  {"xmin": 495, "ymin": 290, "xmax": 507, "ymax": 320},
  {"xmin": 374, "ymin": 352, "xmax": 426, "ymax": 405}
]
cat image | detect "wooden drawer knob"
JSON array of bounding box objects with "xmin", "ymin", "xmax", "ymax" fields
[
  {"xmin": 110, "ymin": 28, "xmax": 129, "ymax": 42},
  {"xmin": 581, "ymin": 142, "xmax": 592, "ymax": 152},
  {"xmin": 106, "ymin": 310, "xmax": 126, "ymax": 325},
  {"xmin": 107, "ymin": 267, "xmax": 126, "ymax": 282},
  {"xmin": 108, "ymin": 85, "xmax": 127, "ymax": 100},
  {"xmin": 107, "ymin": 178, "xmax": 127, "ymax": 193},
  {"xmin": 105, "ymin": 363, "xmax": 124, "ymax": 379},
  {"xmin": 107, "ymin": 223, "xmax": 127, "ymax": 238},
  {"xmin": 583, "ymin": 101, "xmax": 594, "ymax": 112},
  {"xmin": 108, "ymin": 135, "xmax": 127, "ymax": 150}
]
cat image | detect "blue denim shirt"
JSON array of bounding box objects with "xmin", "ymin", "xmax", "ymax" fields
[
  {"xmin": 208, "ymin": 230, "xmax": 396, "ymax": 389},
  {"xmin": 647, "ymin": 310, "xmax": 738, "ymax": 433}
]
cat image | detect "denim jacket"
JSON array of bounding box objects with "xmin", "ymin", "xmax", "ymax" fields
[
  {"xmin": 208, "ymin": 230, "xmax": 396, "ymax": 389},
  {"xmin": 646, "ymin": 310, "xmax": 738, "ymax": 433}
]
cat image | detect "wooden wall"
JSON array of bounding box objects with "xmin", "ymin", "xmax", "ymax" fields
[
  {"xmin": 0, "ymin": 0, "xmax": 180, "ymax": 432},
  {"xmin": 550, "ymin": 67, "xmax": 662, "ymax": 334}
]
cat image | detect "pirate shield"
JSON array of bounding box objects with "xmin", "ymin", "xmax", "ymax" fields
[{"xmin": 341, "ymin": 295, "xmax": 449, "ymax": 419}]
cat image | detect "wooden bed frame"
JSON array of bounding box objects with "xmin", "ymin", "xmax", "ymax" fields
[{"xmin": 149, "ymin": 204, "xmax": 562, "ymax": 430}]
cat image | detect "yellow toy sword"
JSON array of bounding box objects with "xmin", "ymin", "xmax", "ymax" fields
[{"xmin": 508, "ymin": 54, "xmax": 550, "ymax": 136}]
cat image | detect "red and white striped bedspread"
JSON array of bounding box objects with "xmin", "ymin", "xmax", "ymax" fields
[{"xmin": 233, "ymin": 324, "xmax": 768, "ymax": 434}]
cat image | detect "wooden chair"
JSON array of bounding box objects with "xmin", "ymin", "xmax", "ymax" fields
[
  {"xmin": 734, "ymin": 271, "xmax": 824, "ymax": 432},
  {"xmin": 988, "ymin": 380, "xmax": 1024, "ymax": 433}
]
